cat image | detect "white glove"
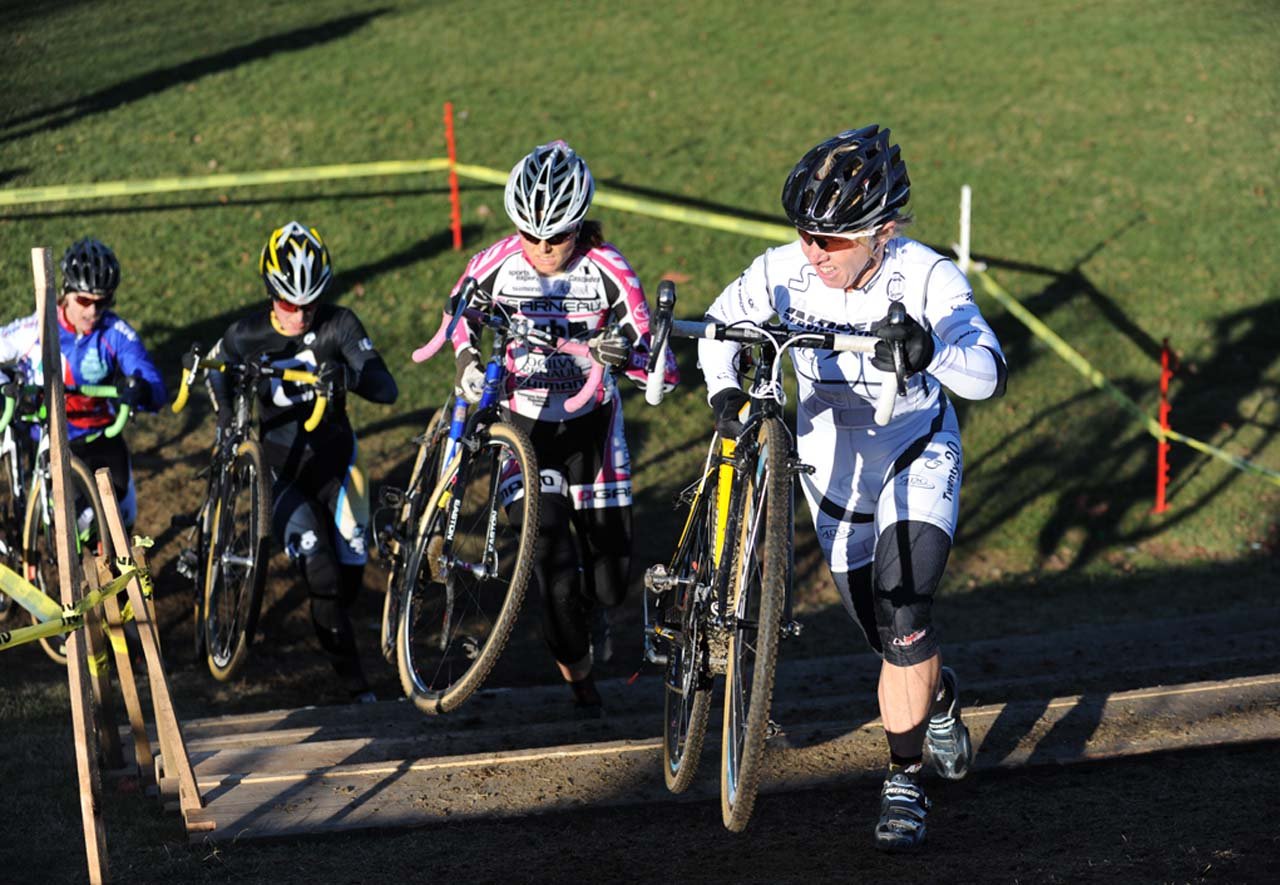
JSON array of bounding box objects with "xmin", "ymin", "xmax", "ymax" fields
[{"xmin": 454, "ymin": 348, "xmax": 486, "ymax": 404}]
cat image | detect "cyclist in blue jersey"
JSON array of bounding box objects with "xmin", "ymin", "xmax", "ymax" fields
[{"xmin": 0, "ymin": 238, "xmax": 166, "ymax": 527}]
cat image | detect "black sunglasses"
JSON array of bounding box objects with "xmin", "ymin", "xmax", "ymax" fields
[{"xmin": 519, "ymin": 228, "xmax": 578, "ymax": 246}]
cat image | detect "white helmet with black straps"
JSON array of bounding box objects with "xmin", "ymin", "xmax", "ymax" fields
[{"xmin": 504, "ymin": 140, "xmax": 594, "ymax": 239}]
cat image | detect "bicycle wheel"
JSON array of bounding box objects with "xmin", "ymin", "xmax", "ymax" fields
[
  {"xmin": 381, "ymin": 405, "xmax": 451, "ymax": 665},
  {"xmin": 0, "ymin": 435, "xmax": 25, "ymax": 620},
  {"xmin": 203, "ymin": 440, "xmax": 271, "ymax": 681},
  {"xmin": 23, "ymin": 455, "xmax": 115, "ymax": 665},
  {"xmin": 396, "ymin": 419, "xmax": 539, "ymax": 714},
  {"xmin": 721, "ymin": 416, "xmax": 789, "ymax": 831},
  {"xmin": 660, "ymin": 462, "xmax": 721, "ymax": 793}
]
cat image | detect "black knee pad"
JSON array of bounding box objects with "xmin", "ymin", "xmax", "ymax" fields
[
  {"xmin": 576, "ymin": 506, "xmax": 631, "ymax": 607},
  {"xmin": 833, "ymin": 565, "xmax": 883, "ymax": 656},
  {"xmin": 872, "ymin": 521, "xmax": 952, "ymax": 666}
]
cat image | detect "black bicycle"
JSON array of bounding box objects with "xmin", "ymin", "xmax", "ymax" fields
[
  {"xmin": 172, "ymin": 347, "xmax": 330, "ymax": 681},
  {"xmin": 643, "ymin": 283, "xmax": 905, "ymax": 830},
  {"xmin": 0, "ymin": 374, "xmax": 128, "ymax": 663}
]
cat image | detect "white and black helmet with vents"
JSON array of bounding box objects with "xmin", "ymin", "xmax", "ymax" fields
[
  {"xmin": 504, "ymin": 140, "xmax": 595, "ymax": 239},
  {"xmin": 260, "ymin": 221, "xmax": 333, "ymax": 305}
]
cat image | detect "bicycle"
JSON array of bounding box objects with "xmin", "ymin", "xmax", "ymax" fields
[
  {"xmin": 642, "ymin": 284, "xmax": 906, "ymax": 831},
  {"xmin": 0, "ymin": 374, "xmax": 129, "ymax": 664},
  {"xmin": 376, "ymin": 277, "xmax": 615, "ymax": 715},
  {"xmin": 171, "ymin": 347, "xmax": 330, "ymax": 681}
]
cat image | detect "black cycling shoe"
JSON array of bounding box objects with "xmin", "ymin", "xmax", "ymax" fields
[
  {"xmin": 570, "ymin": 673, "xmax": 604, "ymax": 719},
  {"xmin": 874, "ymin": 768, "xmax": 930, "ymax": 853},
  {"xmin": 924, "ymin": 666, "xmax": 974, "ymax": 780}
]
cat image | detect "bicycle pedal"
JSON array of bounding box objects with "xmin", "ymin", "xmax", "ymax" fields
[
  {"xmin": 379, "ymin": 486, "xmax": 406, "ymax": 508},
  {"xmin": 644, "ymin": 564, "xmax": 671, "ymax": 594},
  {"xmin": 765, "ymin": 719, "xmax": 783, "ymax": 740},
  {"xmin": 787, "ymin": 457, "xmax": 816, "ymax": 476},
  {"xmin": 175, "ymin": 548, "xmax": 198, "ymax": 580},
  {"xmin": 781, "ymin": 619, "xmax": 804, "ymax": 638}
]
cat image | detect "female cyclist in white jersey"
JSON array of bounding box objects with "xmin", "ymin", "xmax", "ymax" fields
[
  {"xmin": 698, "ymin": 125, "xmax": 1007, "ymax": 851},
  {"xmin": 446, "ymin": 141, "xmax": 678, "ymax": 714}
]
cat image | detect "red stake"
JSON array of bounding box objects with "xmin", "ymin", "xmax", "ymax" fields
[
  {"xmin": 1153, "ymin": 338, "xmax": 1173, "ymax": 513},
  {"xmin": 444, "ymin": 101, "xmax": 463, "ymax": 250}
]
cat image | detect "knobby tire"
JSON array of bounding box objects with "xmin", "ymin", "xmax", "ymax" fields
[
  {"xmin": 396, "ymin": 419, "xmax": 539, "ymax": 714},
  {"xmin": 23, "ymin": 455, "xmax": 114, "ymax": 665},
  {"xmin": 721, "ymin": 416, "xmax": 788, "ymax": 831},
  {"xmin": 203, "ymin": 440, "xmax": 270, "ymax": 681}
]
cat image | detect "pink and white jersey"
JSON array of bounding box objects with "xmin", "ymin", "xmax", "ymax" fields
[{"xmin": 448, "ymin": 234, "xmax": 679, "ymax": 422}]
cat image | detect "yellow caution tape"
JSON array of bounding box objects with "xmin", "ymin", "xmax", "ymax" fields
[
  {"xmin": 4, "ymin": 159, "xmax": 1275, "ymax": 488},
  {"xmin": 108, "ymin": 628, "xmax": 128, "ymax": 654},
  {"xmin": 452, "ymin": 163, "xmax": 795, "ymax": 241},
  {"xmin": 972, "ymin": 268, "xmax": 1280, "ymax": 488},
  {"xmin": 0, "ymin": 159, "xmax": 452, "ymax": 208},
  {"xmin": 0, "ymin": 560, "xmax": 149, "ymax": 652},
  {"xmin": 0, "ymin": 564, "xmax": 62, "ymax": 622},
  {"xmin": 88, "ymin": 649, "xmax": 111, "ymax": 676}
]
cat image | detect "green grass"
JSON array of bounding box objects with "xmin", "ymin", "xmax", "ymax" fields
[{"xmin": 1, "ymin": 0, "xmax": 1279, "ymax": 879}]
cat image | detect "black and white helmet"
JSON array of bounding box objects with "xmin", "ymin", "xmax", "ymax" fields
[
  {"xmin": 781, "ymin": 125, "xmax": 910, "ymax": 235},
  {"xmin": 259, "ymin": 221, "xmax": 333, "ymax": 305},
  {"xmin": 504, "ymin": 140, "xmax": 594, "ymax": 239},
  {"xmin": 60, "ymin": 238, "xmax": 121, "ymax": 295}
]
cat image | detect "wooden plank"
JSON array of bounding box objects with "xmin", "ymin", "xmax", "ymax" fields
[
  {"xmin": 94, "ymin": 557, "xmax": 153, "ymax": 785},
  {"xmin": 184, "ymin": 673, "xmax": 1280, "ymax": 843},
  {"xmin": 35, "ymin": 246, "xmax": 108, "ymax": 885},
  {"xmin": 94, "ymin": 472, "xmax": 207, "ymax": 825}
]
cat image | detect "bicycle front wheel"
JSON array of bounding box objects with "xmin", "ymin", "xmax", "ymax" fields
[
  {"xmin": 381, "ymin": 405, "xmax": 451, "ymax": 665},
  {"xmin": 721, "ymin": 416, "xmax": 789, "ymax": 831},
  {"xmin": 203, "ymin": 441, "xmax": 271, "ymax": 681},
  {"xmin": 0, "ymin": 436, "xmax": 25, "ymax": 620},
  {"xmin": 23, "ymin": 455, "xmax": 115, "ymax": 665},
  {"xmin": 396, "ymin": 420, "xmax": 539, "ymax": 715}
]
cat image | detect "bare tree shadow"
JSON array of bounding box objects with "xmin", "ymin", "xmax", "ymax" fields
[{"xmin": 0, "ymin": 10, "xmax": 391, "ymax": 144}]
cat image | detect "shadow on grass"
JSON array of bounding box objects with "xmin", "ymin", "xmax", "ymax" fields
[{"xmin": 0, "ymin": 9, "xmax": 391, "ymax": 145}]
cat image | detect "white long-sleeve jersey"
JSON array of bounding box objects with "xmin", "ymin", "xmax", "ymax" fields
[{"xmin": 699, "ymin": 237, "xmax": 1005, "ymax": 435}]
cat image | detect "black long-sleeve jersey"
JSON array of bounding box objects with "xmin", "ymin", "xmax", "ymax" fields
[{"xmin": 208, "ymin": 304, "xmax": 398, "ymax": 465}]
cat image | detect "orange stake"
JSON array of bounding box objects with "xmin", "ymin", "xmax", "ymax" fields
[
  {"xmin": 444, "ymin": 101, "xmax": 463, "ymax": 250},
  {"xmin": 1153, "ymin": 338, "xmax": 1173, "ymax": 513}
]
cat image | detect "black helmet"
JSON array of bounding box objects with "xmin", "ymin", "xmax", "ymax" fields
[
  {"xmin": 60, "ymin": 238, "xmax": 121, "ymax": 295},
  {"xmin": 260, "ymin": 221, "xmax": 332, "ymax": 305},
  {"xmin": 781, "ymin": 125, "xmax": 910, "ymax": 234}
]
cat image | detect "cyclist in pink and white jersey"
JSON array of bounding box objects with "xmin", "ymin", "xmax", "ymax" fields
[{"xmin": 446, "ymin": 140, "xmax": 678, "ymax": 713}]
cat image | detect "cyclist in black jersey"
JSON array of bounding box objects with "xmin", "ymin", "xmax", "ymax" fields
[{"xmin": 208, "ymin": 222, "xmax": 398, "ymax": 701}]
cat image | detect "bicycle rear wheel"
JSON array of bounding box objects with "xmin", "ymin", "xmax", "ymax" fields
[
  {"xmin": 660, "ymin": 462, "xmax": 721, "ymax": 793},
  {"xmin": 23, "ymin": 455, "xmax": 115, "ymax": 664},
  {"xmin": 381, "ymin": 405, "xmax": 451, "ymax": 665},
  {"xmin": 396, "ymin": 419, "xmax": 538, "ymax": 714},
  {"xmin": 720, "ymin": 416, "xmax": 789, "ymax": 831},
  {"xmin": 203, "ymin": 440, "xmax": 270, "ymax": 681}
]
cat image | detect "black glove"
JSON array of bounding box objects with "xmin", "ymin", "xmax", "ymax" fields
[
  {"xmin": 710, "ymin": 388, "xmax": 751, "ymax": 440},
  {"xmin": 318, "ymin": 362, "xmax": 352, "ymax": 396},
  {"xmin": 871, "ymin": 309, "xmax": 935, "ymax": 375},
  {"xmin": 588, "ymin": 328, "xmax": 632, "ymax": 369},
  {"xmin": 118, "ymin": 373, "xmax": 147, "ymax": 409}
]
